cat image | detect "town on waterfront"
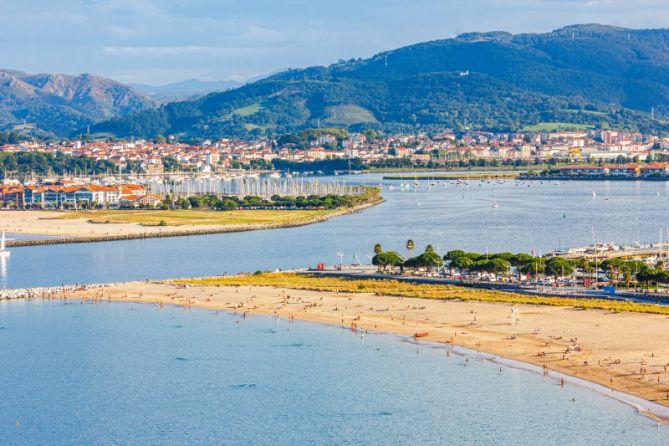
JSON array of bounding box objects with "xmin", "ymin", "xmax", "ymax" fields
[
  {"xmin": 2, "ymin": 128, "xmax": 669, "ymax": 210},
  {"xmin": 1, "ymin": 128, "xmax": 668, "ymax": 177}
]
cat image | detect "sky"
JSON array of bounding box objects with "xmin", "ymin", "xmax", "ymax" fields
[{"xmin": 1, "ymin": 0, "xmax": 668, "ymax": 85}]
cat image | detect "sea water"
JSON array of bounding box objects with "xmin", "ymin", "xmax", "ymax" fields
[
  {"xmin": 0, "ymin": 299, "xmax": 665, "ymax": 445},
  {"xmin": 4, "ymin": 176, "xmax": 669, "ymax": 288}
]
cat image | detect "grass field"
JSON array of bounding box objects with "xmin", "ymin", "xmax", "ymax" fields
[
  {"xmin": 323, "ymin": 104, "xmax": 378, "ymax": 126},
  {"xmin": 178, "ymin": 272, "xmax": 669, "ymax": 316},
  {"xmin": 232, "ymin": 102, "xmax": 263, "ymax": 117},
  {"xmin": 522, "ymin": 122, "xmax": 594, "ymax": 132},
  {"xmin": 243, "ymin": 123, "xmax": 269, "ymax": 132},
  {"xmin": 59, "ymin": 209, "xmax": 337, "ymax": 227}
]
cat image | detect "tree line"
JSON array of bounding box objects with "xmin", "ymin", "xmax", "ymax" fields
[
  {"xmin": 0, "ymin": 152, "xmax": 144, "ymax": 179},
  {"xmin": 371, "ymin": 243, "xmax": 669, "ymax": 289},
  {"xmin": 169, "ymin": 187, "xmax": 380, "ymax": 211}
]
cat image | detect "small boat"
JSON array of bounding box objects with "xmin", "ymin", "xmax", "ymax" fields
[
  {"xmin": 414, "ymin": 332, "xmax": 429, "ymax": 338},
  {"xmin": 0, "ymin": 232, "xmax": 9, "ymax": 257}
]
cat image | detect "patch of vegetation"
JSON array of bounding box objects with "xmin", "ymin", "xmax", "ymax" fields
[
  {"xmin": 0, "ymin": 151, "xmax": 141, "ymax": 179},
  {"xmin": 521, "ymin": 122, "xmax": 594, "ymax": 132},
  {"xmin": 166, "ymin": 187, "xmax": 381, "ymax": 211},
  {"xmin": 232, "ymin": 102, "xmax": 263, "ymax": 117},
  {"xmin": 176, "ymin": 273, "xmax": 669, "ymax": 316},
  {"xmin": 323, "ymin": 105, "xmax": 378, "ymax": 126},
  {"xmin": 60, "ymin": 209, "xmax": 338, "ymax": 227},
  {"xmin": 243, "ymin": 123, "xmax": 269, "ymax": 133},
  {"xmin": 59, "ymin": 187, "xmax": 382, "ymax": 226}
]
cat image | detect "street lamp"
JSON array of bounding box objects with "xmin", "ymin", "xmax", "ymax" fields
[{"xmin": 336, "ymin": 250, "xmax": 344, "ymax": 270}]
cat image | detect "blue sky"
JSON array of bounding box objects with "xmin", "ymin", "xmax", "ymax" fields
[{"xmin": 1, "ymin": 0, "xmax": 668, "ymax": 85}]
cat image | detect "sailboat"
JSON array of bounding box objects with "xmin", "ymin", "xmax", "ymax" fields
[{"xmin": 0, "ymin": 232, "xmax": 10, "ymax": 257}]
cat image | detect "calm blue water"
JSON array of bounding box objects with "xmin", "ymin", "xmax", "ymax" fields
[
  {"xmin": 4, "ymin": 175, "xmax": 669, "ymax": 288},
  {"xmin": 0, "ymin": 299, "xmax": 665, "ymax": 445}
]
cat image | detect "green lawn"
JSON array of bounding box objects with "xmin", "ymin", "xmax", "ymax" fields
[
  {"xmin": 522, "ymin": 122, "xmax": 594, "ymax": 132},
  {"xmin": 59, "ymin": 209, "xmax": 337, "ymax": 227},
  {"xmin": 323, "ymin": 104, "xmax": 378, "ymax": 126},
  {"xmin": 243, "ymin": 123, "xmax": 269, "ymax": 132},
  {"xmin": 232, "ymin": 102, "xmax": 263, "ymax": 117}
]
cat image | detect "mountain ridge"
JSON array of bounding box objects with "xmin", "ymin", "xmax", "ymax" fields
[
  {"xmin": 85, "ymin": 24, "xmax": 669, "ymax": 138},
  {"xmin": 0, "ymin": 69, "xmax": 156, "ymax": 137}
]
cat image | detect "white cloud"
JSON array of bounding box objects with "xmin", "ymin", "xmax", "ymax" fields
[
  {"xmin": 102, "ymin": 46, "xmax": 219, "ymax": 56},
  {"xmin": 1, "ymin": 0, "xmax": 668, "ymax": 83}
]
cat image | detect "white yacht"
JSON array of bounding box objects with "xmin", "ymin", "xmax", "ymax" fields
[{"xmin": 0, "ymin": 232, "xmax": 10, "ymax": 257}]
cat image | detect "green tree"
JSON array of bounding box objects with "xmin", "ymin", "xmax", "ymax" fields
[
  {"xmin": 545, "ymin": 257, "xmax": 574, "ymax": 278},
  {"xmin": 451, "ymin": 256, "xmax": 474, "ymax": 271},
  {"xmin": 602, "ymin": 258, "xmax": 624, "ymax": 284},
  {"xmin": 444, "ymin": 250, "xmax": 467, "ymax": 262},
  {"xmin": 406, "ymin": 245, "xmax": 443, "ymax": 272},
  {"xmin": 490, "ymin": 258, "xmax": 511, "ymax": 275},
  {"xmin": 516, "ymin": 257, "xmax": 545, "ymax": 276},
  {"xmin": 372, "ymin": 251, "xmax": 403, "ymax": 272}
]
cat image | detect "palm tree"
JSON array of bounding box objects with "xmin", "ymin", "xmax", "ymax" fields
[
  {"xmin": 406, "ymin": 239, "xmax": 415, "ymax": 258},
  {"xmin": 373, "ymin": 243, "xmax": 383, "ymax": 255}
]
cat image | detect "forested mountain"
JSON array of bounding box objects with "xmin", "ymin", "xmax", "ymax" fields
[
  {"xmin": 0, "ymin": 70, "xmax": 155, "ymax": 137},
  {"xmin": 93, "ymin": 24, "xmax": 669, "ymax": 139}
]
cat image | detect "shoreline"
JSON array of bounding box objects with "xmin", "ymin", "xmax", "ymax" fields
[
  {"xmin": 2, "ymin": 199, "xmax": 382, "ymax": 248},
  {"xmin": 520, "ymin": 175, "xmax": 669, "ymax": 182},
  {"xmin": 28, "ymin": 278, "xmax": 669, "ymax": 422},
  {"xmin": 383, "ymin": 172, "xmax": 521, "ymax": 180}
]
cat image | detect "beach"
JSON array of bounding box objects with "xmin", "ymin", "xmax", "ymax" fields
[
  {"xmin": 56, "ymin": 277, "xmax": 669, "ymax": 417},
  {"xmin": 0, "ymin": 202, "xmax": 380, "ymax": 245}
]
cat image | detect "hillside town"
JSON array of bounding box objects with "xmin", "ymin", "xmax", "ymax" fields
[{"xmin": 1, "ymin": 129, "xmax": 668, "ymax": 175}]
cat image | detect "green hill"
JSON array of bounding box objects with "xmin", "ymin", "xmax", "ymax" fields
[{"xmin": 92, "ymin": 24, "xmax": 669, "ymax": 139}]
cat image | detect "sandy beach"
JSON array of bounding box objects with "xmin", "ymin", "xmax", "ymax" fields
[
  {"xmin": 59, "ymin": 279, "xmax": 669, "ymax": 417},
  {"xmin": 0, "ymin": 210, "xmax": 204, "ymax": 237}
]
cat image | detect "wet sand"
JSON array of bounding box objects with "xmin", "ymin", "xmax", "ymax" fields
[{"xmin": 59, "ymin": 279, "xmax": 669, "ymax": 418}]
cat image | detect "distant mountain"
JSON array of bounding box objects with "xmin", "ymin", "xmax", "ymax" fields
[
  {"xmin": 0, "ymin": 70, "xmax": 155, "ymax": 137},
  {"xmin": 93, "ymin": 24, "xmax": 669, "ymax": 139},
  {"xmin": 130, "ymin": 79, "xmax": 243, "ymax": 102}
]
